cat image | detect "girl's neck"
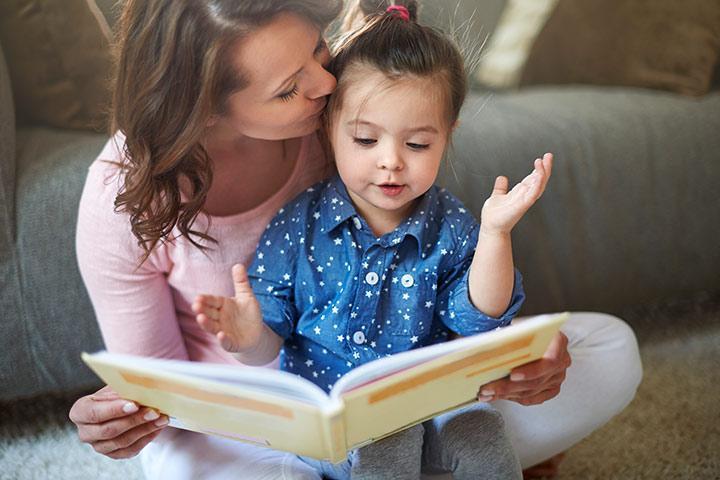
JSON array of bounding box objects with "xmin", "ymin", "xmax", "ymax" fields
[
  {"xmin": 200, "ymin": 134, "xmax": 302, "ymax": 217},
  {"xmin": 352, "ymin": 196, "xmax": 418, "ymax": 238}
]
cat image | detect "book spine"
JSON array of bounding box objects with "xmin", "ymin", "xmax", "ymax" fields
[{"xmin": 321, "ymin": 400, "xmax": 347, "ymax": 463}]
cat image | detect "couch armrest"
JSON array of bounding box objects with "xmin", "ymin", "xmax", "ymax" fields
[{"xmin": 441, "ymin": 86, "xmax": 720, "ymax": 314}]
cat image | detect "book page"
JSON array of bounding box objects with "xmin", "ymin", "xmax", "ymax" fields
[
  {"xmin": 333, "ymin": 313, "xmax": 567, "ymax": 449},
  {"xmin": 88, "ymin": 352, "xmax": 331, "ymax": 406},
  {"xmin": 82, "ymin": 352, "xmax": 348, "ymax": 461},
  {"xmin": 330, "ymin": 314, "xmax": 561, "ymax": 399}
]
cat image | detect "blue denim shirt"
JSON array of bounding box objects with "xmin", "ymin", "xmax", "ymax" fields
[{"xmin": 249, "ymin": 175, "xmax": 525, "ymax": 392}]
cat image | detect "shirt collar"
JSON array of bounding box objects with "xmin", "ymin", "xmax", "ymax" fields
[
  {"xmin": 320, "ymin": 175, "xmax": 442, "ymax": 256},
  {"xmin": 318, "ymin": 175, "xmax": 359, "ymax": 233}
]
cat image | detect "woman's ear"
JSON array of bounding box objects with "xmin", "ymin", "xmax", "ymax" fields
[
  {"xmin": 206, "ymin": 114, "xmax": 219, "ymax": 127},
  {"xmin": 451, "ymin": 119, "xmax": 460, "ymax": 132}
]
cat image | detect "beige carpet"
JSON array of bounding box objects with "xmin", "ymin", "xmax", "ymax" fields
[{"xmin": 1, "ymin": 293, "xmax": 718, "ymax": 479}]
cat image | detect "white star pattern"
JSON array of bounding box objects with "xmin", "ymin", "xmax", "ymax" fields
[{"xmin": 245, "ymin": 180, "xmax": 510, "ymax": 395}]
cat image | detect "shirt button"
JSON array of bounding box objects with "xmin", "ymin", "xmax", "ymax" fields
[
  {"xmin": 365, "ymin": 272, "xmax": 379, "ymax": 285},
  {"xmin": 353, "ymin": 217, "xmax": 362, "ymax": 229},
  {"xmin": 401, "ymin": 274, "xmax": 414, "ymax": 287},
  {"xmin": 352, "ymin": 331, "xmax": 366, "ymax": 344}
]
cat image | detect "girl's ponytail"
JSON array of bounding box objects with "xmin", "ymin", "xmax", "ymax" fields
[{"xmin": 342, "ymin": 0, "xmax": 420, "ymax": 32}]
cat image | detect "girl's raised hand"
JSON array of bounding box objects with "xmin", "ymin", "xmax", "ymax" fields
[
  {"xmin": 192, "ymin": 263, "xmax": 265, "ymax": 353},
  {"xmin": 480, "ymin": 153, "xmax": 553, "ymax": 236}
]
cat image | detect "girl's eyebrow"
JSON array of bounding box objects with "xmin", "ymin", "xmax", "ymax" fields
[
  {"xmin": 346, "ymin": 120, "xmax": 439, "ymax": 134},
  {"xmin": 271, "ymin": 32, "xmax": 323, "ymax": 96}
]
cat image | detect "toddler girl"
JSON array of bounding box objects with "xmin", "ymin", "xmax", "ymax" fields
[{"xmin": 194, "ymin": 2, "xmax": 552, "ymax": 478}]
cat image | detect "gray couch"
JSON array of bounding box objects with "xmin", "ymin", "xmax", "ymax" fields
[{"xmin": 2, "ymin": 2, "xmax": 719, "ymax": 402}]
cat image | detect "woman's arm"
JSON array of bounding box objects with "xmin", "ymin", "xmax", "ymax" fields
[{"xmin": 70, "ymin": 161, "xmax": 187, "ymax": 458}]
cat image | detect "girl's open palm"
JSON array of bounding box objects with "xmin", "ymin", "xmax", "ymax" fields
[
  {"xmin": 481, "ymin": 153, "xmax": 553, "ymax": 235},
  {"xmin": 192, "ymin": 264, "xmax": 265, "ymax": 353}
]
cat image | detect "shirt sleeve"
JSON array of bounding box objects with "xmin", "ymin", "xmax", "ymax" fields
[
  {"xmin": 248, "ymin": 207, "xmax": 300, "ymax": 341},
  {"xmin": 434, "ymin": 222, "xmax": 525, "ymax": 334},
  {"xmin": 76, "ymin": 161, "xmax": 188, "ymax": 360}
]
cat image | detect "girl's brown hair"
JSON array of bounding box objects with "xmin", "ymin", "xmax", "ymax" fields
[
  {"xmin": 111, "ymin": 0, "xmax": 342, "ymax": 263},
  {"xmin": 329, "ymin": 0, "xmax": 467, "ymax": 131}
]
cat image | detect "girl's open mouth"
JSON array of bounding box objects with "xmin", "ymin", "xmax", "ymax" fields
[{"xmin": 378, "ymin": 184, "xmax": 405, "ymax": 196}]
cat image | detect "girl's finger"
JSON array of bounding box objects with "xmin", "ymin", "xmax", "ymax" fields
[
  {"xmin": 491, "ymin": 176, "xmax": 509, "ymax": 196},
  {"xmin": 193, "ymin": 295, "xmax": 223, "ymax": 310},
  {"xmin": 196, "ymin": 313, "xmax": 220, "ymax": 333}
]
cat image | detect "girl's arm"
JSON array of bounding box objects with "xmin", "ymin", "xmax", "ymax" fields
[{"xmin": 468, "ymin": 154, "xmax": 553, "ymax": 316}]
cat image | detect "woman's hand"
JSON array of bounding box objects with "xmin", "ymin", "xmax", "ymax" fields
[
  {"xmin": 68, "ymin": 385, "xmax": 168, "ymax": 459},
  {"xmin": 480, "ymin": 153, "xmax": 553, "ymax": 236},
  {"xmin": 477, "ymin": 331, "xmax": 571, "ymax": 405},
  {"xmin": 193, "ymin": 263, "xmax": 265, "ymax": 354}
]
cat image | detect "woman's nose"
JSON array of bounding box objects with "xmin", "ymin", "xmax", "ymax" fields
[{"xmin": 307, "ymin": 63, "xmax": 337, "ymax": 99}]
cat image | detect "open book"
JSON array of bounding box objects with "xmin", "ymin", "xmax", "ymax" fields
[{"xmin": 82, "ymin": 312, "xmax": 567, "ymax": 462}]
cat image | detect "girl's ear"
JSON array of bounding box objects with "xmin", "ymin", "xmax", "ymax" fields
[{"xmin": 451, "ymin": 120, "xmax": 460, "ymax": 132}]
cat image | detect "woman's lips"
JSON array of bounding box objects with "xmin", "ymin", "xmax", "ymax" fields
[{"xmin": 378, "ymin": 184, "xmax": 405, "ymax": 196}]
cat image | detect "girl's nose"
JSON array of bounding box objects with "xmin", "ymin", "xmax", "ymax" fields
[{"xmin": 378, "ymin": 147, "xmax": 404, "ymax": 171}]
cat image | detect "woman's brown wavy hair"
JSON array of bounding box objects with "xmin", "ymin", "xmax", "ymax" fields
[{"xmin": 111, "ymin": 0, "xmax": 342, "ymax": 264}]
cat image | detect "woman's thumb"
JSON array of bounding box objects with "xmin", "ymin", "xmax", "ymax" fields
[{"xmin": 231, "ymin": 263, "xmax": 252, "ymax": 297}]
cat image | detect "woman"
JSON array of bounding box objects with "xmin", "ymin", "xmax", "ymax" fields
[{"xmin": 69, "ymin": 1, "xmax": 642, "ymax": 479}]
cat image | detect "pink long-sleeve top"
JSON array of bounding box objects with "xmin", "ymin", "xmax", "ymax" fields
[{"xmin": 76, "ymin": 132, "xmax": 329, "ymax": 365}]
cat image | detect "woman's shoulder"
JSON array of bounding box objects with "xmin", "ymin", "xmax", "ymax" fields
[
  {"xmin": 77, "ymin": 132, "xmax": 151, "ymax": 259},
  {"xmin": 82, "ymin": 132, "xmax": 129, "ymax": 206}
]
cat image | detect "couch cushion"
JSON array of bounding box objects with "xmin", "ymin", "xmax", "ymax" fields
[
  {"xmin": 439, "ymin": 87, "xmax": 720, "ymax": 313},
  {"xmin": 474, "ymin": 0, "xmax": 559, "ymax": 89},
  {"xmin": 0, "ymin": 41, "xmax": 14, "ymax": 225},
  {"xmin": 519, "ymin": 0, "xmax": 720, "ymax": 96},
  {"xmin": 5, "ymin": 128, "xmax": 108, "ymax": 399},
  {"xmin": 0, "ymin": 0, "xmax": 112, "ymax": 131}
]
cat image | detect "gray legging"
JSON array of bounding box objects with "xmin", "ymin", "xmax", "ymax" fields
[{"xmin": 300, "ymin": 403, "xmax": 522, "ymax": 480}]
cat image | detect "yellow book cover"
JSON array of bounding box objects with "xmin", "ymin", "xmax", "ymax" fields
[{"xmin": 82, "ymin": 312, "xmax": 567, "ymax": 463}]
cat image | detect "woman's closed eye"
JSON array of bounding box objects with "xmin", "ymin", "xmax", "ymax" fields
[
  {"xmin": 277, "ymin": 37, "xmax": 326, "ymax": 103},
  {"xmin": 278, "ymin": 85, "xmax": 299, "ymax": 102}
]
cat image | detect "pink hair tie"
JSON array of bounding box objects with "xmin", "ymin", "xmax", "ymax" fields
[{"xmin": 386, "ymin": 5, "xmax": 411, "ymax": 21}]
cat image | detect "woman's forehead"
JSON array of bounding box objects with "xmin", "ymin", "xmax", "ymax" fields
[{"xmin": 231, "ymin": 12, "xmax": 320, "ymax": 92}]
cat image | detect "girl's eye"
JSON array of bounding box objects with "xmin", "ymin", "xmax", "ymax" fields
[
  {"xmin": 353, "ymin": 138, "xmax": 377, "ymax": 146},
  {"xmin": 407, "ymin": 142, "xmax": 430, "ymax": 150},
  {"xmin": 278, "ymin": 85, "xmax": 299, "ymax": 102}
]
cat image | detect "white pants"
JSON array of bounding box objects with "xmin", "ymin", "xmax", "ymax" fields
[{"xmin": 140, "ymin": 312, "xmax": 642, "ymax": 479}]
